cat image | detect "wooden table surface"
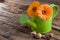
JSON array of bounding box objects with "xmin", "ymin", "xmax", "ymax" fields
[{"xmin": 0, "ymin": 0, "xmax": 60, "ymax": 40}]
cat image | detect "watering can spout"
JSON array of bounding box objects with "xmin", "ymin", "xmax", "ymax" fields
[
  {"xmin": 26, "ymin": 20, "xmax": 36, "ymax": 29},
  {"xmin": 50, "ymin": 4, "xmax": 59, "ymax": 19}
]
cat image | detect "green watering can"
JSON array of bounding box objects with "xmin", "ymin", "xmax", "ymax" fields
[{"xmin": 20, "ymin": 4, "xmax": 59, "ymax": 34}]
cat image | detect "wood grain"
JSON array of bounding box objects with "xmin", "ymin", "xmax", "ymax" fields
[{"xmin": 0, "ymin": 0, "xmax": 60, "ymax": 40}]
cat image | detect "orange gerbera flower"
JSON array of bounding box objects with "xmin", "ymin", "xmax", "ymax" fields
[
  {"xmin": 37, "ymin": 4, "xmax": 53, "ymax": 20},
  {"xmin": 27, "ymin": 1, "xmax": 40, "ymax": 18}
]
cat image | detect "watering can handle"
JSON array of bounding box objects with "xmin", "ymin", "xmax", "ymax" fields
[{"xmin": 50, "ymin": 4, "xmax": 59, "ymax": 19}]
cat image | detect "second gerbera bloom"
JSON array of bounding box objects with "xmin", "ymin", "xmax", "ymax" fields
[{"xmin": 37, "ymin": 4, "xmax": 53, "ymax": 20}]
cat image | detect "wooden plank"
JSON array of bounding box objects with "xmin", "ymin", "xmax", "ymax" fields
[{"xmin": 0, "ymin": 0, "xmax": 60, "ymax": 40}]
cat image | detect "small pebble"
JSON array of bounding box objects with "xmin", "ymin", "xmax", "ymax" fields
[
  {"xmin": 35, "ymin": 33, "xmax": 42, "ymax": 39},
  {"xmin": 44, "ymin": 33, "xmax": 54, "ymax": 40},
  {"xmin": 31, "ymin": 31, "xmax": 36, "ymax": 36},
  {"xmin": 49, "ymin": 33, "xmax": 54, "ymax": 38},
  {"xmin": 31, "ymin": 31, "xmax": 44, "ymax": 39}
]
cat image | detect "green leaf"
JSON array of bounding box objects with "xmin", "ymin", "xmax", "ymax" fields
[
  {"xmin": 32, "ymin": 16, "xmax": 40, "ymax": 23},
  {"xmin": 19, "ymin": 14, "xmax": 29, "ymax": 24},
  {"xmin": 31, "ymin": 16, "xmax": 41, "ymax": 26}
]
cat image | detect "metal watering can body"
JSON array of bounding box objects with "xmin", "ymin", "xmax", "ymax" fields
[{"xmin": 31, "ymin": 4, "xmax": 59, "ymax": 34}]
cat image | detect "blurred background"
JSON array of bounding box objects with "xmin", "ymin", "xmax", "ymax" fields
[
  {"xmin": 0, "ymin": 0, "xmax": 4, "ymax": 2},
  {"xmin": 0, "ymin": 0, "xmax": 60, "ymax": 5}
]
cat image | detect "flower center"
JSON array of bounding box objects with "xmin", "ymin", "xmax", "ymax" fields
[
  {"xmin": 42, "ymin": 10, "xmax": 47, "ymax": 15},
  {"xmin": 32, "ymin": 7, "xmax": 37, "ymax": 12}
]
